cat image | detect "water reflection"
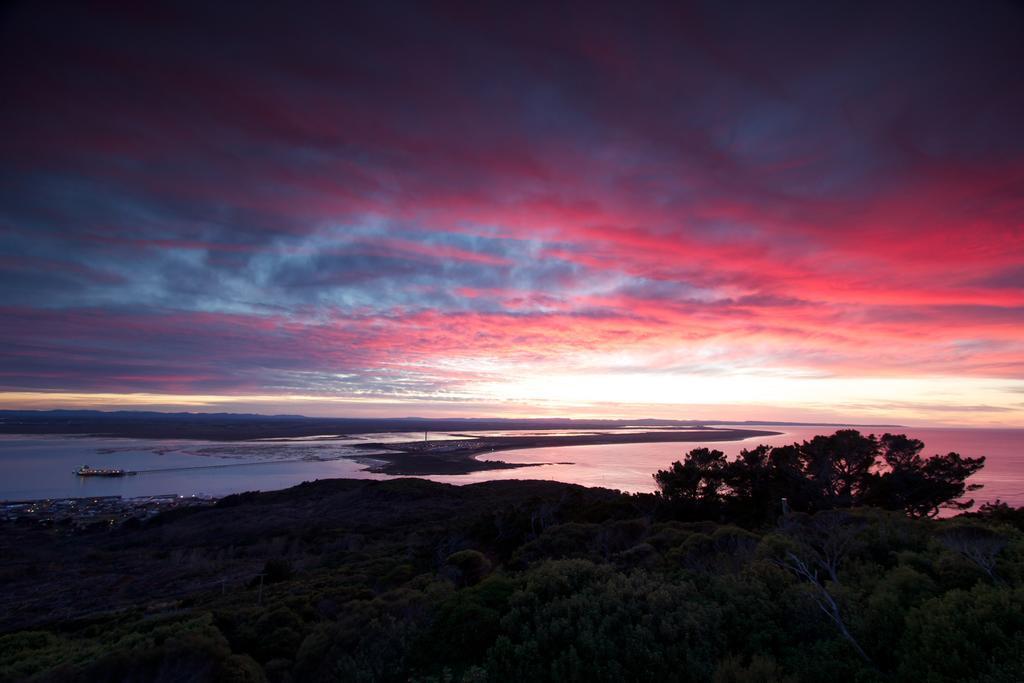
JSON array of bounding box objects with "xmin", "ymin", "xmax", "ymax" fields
[{"xmin": 1, "ymin": 427, "xmax": 1021, "ymax": 507}]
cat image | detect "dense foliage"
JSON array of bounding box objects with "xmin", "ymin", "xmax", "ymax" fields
[
  {"xmin": 654, "ymin": 430, "xmax": 985, "ymax": 523},
  {"xmin": 0, "ymin": 432, "xmax": 1020, "ymax": 682}
]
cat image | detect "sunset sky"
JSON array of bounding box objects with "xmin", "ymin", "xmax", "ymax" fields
[{"xmin": 1, "ymin": 1, "xmax": 1023, "ymax": 425}]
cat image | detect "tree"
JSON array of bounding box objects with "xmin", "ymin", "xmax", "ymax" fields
[
  {"xmin": 445, "ymin": 550, "xmax": 493, "ymax": 587},
  {"xmin": 865, "ymin": 437, "xmax": 985, "ymax": 518},
  {"xmin": 773, "ymin": 549, "xmax": 873, "ymax": 665},
  {"xmin": 655, "ymin": 431, "xmax": 987, "ymax": 522},
  {"xmin": 780, "ymin": 510, "xmax": 867, "ymax": 584},
  {"xmin": 937, "ymin": 525, "xmax": 1007, "ymax": 585},
  {"xmin": 653, "ymin": 447, "xmax": 729, "ymax": 516},
  {"xmin": 799, "ymin": 430, "xmax": 879, "ymax": 507},
  {"xmin": 722, "ymin": 445, "xmax": 778, "ymax": 522},
  {"xmin": 879, "ymin": 433, "xmax": 925, "ymax": 469},
  {"xmin": 968, "ymin": 499, "xmax": 1024, "ymax": 530}
]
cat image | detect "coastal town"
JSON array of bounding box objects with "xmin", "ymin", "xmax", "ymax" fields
[{"xmin": 1, "ymin": 492, "xmax": 217, "ymax": 529}]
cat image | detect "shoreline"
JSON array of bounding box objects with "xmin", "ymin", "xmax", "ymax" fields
[
  {"xmin": 0, "ymin": 414, "xmax": 898, "ymax": 442},
  {"xmin": 351, "ymin": 427, "xmax": 782, "ymax": 475}
]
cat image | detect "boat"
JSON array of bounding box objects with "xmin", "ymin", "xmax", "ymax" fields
[{"xmin": 74, "ymin": 465, "xmax": 136, "ymax": 477}]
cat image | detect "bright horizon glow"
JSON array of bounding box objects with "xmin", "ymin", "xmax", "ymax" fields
[{"xmin": 3, "ymin": 370, "xmax": 1022, "ymax": 428}]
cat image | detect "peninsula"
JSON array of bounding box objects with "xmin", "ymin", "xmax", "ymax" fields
[{"xmin": 352, "ymin": 427, "xmax": 782, "ymax": 475}]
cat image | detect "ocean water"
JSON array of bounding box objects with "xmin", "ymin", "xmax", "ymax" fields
[
  {"xmin": 0, "ymin": 435, "xmax": 392, "ymax": 500},
  {"xmin": 0, "ymin": 427, "xmax": 1021, "ymax": 507},
  {"xmin": 444, "ymin": 427, "xmax": 1024, "ymax": 507}
]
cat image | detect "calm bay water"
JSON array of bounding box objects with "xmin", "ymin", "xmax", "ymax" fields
[
  {"xmin": 1, "ymin": 427, "xmax": 1022, "ymax": 507},
  {"xmin": 447, "ymin": 427, "xmax": 1024, "ymax": 507}
]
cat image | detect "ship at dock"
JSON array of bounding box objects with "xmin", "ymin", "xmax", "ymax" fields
[{"xmin": 74, "ymin": 465, "xmax": 136, "ymax": 477}]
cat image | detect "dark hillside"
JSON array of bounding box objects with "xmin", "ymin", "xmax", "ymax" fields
[
  {"xmin": 2, "ymin": 471, "xmax": 1022, "ymax": 683},
  {"xmin": 0, "ymin": 478, "xmax": 632, "ymax": 633}
]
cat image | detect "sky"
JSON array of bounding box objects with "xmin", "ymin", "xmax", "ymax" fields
[{"xmin": 1, "ymin": 1, "xmax": 1023, "ymax": 426}]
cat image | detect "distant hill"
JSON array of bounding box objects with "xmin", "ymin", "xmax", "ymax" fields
[{"xmin": 0, "ymin": 409, "xmax": 902, "ymax": 440}]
